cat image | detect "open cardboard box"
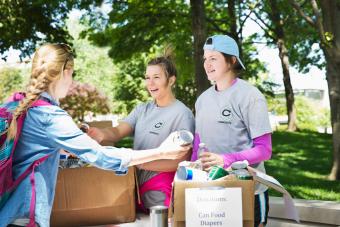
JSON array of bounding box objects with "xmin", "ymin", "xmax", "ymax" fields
[
  {"xmin": 50, "ymin": 167, "xmax": 136, "ymax": 227},
  {"xmin": 170, "ymin": 166, "xmax": 299, "ymax": 227},
  {"xmin": 51, "ymin": 120, "xmax": 136, "ymax": 226},
  {"xmin": 170, "ymin": 178, "xmax": 255, "ymax": 227}
]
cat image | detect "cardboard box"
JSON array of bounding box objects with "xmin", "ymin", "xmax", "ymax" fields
[
  {"xmin": 51, "ymin": 167, "xmax": 136, "ymax": 227},
  {"xmin": 170, "ymin": 178, "xmax": 255, "ymax": 227},
  {"xmin": 170, "ymin": 167, "xmax": 300, "ymax": 227}
]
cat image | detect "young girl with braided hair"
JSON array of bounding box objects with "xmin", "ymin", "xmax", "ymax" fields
[
  {"xmin": 88, "ymin": 49, "xmax": 195, "ymax": 211},
  {"xmin": 0, "ymin": 43, "xmax": 190, "ymax": 227}
]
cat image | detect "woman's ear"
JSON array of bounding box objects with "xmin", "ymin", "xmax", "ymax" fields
[
  {"xmin": 169, "ymin": 76, "xmax": 176, "ymax": 86},
  {"xmin": 232, "ymin": 56, "xmax": 237, "ymax": 65}
]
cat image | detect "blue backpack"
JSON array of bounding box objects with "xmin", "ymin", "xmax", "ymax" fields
[{"xmin": 0, "ymin": 93, "xmax": 51, "ymax": 227}]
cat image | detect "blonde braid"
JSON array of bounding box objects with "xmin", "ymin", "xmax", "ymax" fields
[{"xmin": 7, "ymin": 43, "xmax": 74, "ymax": 140}]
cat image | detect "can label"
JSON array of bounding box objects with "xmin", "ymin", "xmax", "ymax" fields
[{"xmin": 208, "ymin": 166, "xmax": 229, "ymax": 180}]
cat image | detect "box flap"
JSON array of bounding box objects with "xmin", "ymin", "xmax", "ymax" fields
[{"xmin": 248, "ymin": 166, "xmax": 300, "ymax": 223}]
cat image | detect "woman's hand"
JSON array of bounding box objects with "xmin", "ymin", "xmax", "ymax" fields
[
  {"xmin": 200, "ymin": 152, "xmax": 224, "ymax": 171},
  {"xmin": 158, "ymin": 131, "xmax": 192, "ymax": 160},
  {"xmin": 87, "ymin": 127, "xmax": 105, "ymax": 143}
]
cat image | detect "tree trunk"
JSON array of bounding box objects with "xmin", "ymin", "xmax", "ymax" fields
[
  {"xmin": 190, "ymin": 0, "xmax": 210, "ymax": 96},
  {"xmin": 278, "ymin": 39, "xmax": 297, "ymax": 131},
  {"xmin": 319, "ymin": 1, "xmax": 340, "ymax": 180},
  {"xmin": 227, "ymin": 0, "xmax": 244, "ymax": 79},
  {"xmin": 269, "ymin": 0, "xmax": 297, "ymax": 131}
]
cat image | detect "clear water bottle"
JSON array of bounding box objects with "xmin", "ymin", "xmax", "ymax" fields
[
  {"xmin": 194, "ymin": 143, "xmax": 208, "ymax": 170},
  {"xmin": 198, "ymin": 143, "xmax": 208, "ymax": 157}
]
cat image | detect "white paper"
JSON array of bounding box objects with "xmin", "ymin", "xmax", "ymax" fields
[
  {"xmin": 248, "ymin": 166, "xmax": 300, "ymax": 223},
  {"xmin": 185, "ymin": 188, "xmax": 243, "ymax": 227}
]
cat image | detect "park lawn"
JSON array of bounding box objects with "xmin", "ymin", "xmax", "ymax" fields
[
  {"xmin": 267, "ymin": 130, "xmax": 340, "ymax": 201},
  {"xmin": 116, "ymin": 131, "xmax": 340, "ymax": 201}
]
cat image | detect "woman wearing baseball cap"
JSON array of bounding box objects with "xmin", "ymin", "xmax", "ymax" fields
[{"xmin": 191, "ymin": 34, "xmax": 272, "ymax": 227}]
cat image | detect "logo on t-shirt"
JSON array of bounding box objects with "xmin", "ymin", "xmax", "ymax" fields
[
  {"xmin": 218, "ymin": 106, "xmax": 233, "ymax": 124},
  {"xmin": 149, "ymin": 121, "xmax": 165, "ymax": 135}
]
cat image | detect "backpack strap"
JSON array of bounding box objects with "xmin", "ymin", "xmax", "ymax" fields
[{"xmin": 12, "ymin": 99, "xmax": 52, "ymax": 227}]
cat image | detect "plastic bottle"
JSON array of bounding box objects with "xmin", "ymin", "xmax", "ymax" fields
[
  {"xmin": 198, "ymin": 143, "xmax": 208, "ymax": 157},
  {"xmin": 177, "ymin": 166, "xmax": 208, "ymax": 181}
]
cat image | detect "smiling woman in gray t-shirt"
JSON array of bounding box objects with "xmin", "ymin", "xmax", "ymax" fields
[
  {"xmin": 88, "ymin": 52, "xmax": 194, "ymax": 211},
  {"xmin": 193, "ymin": 35, "xmax": 272, "ymax": 227}
]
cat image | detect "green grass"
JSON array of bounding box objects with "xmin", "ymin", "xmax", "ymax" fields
[
  {"xmin": 267, "ymin": 130, "xmax": 340, "ymax": 201},
  {"xmin": 115, "ymin": 131, "xmax": 340, "ymax": 201}
]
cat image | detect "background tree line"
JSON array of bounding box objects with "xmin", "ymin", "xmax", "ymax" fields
[{"xmin": 0, "ymin": 0, "xmax": 339, "ymax": 180}]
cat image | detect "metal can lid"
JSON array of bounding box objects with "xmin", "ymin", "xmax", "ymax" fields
[{"xmin": 149, "ymin": 205, "xmax": 168, "ymax": 214}]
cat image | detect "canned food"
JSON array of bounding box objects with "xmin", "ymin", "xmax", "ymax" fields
[
  {"xmin": 231, "ymin": 160, "xmax": 249, "ymax": 170},
  {"xmin": 233, "ymin": 169, "xmax": 253, "ymax": 180},
  {"xmin": 149, "ymin": 205, "xmax": 168, "ymax": 227},
  {"xmin": 208, "ymin": 165, "xmax": 229, "ymax": 180},
  {"xmin": 172, "ymin": 130, "xmax": 194, "ymax": 146}
]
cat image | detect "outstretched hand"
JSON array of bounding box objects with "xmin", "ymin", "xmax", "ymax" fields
[{"xmin": 87, "ymin": 127, "xmax": 105, "ymax": 143}]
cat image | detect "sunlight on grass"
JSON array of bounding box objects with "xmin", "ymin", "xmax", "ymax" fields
[{"xmin": 267, "ymin": 130, "xmax": 339, "ymax": 201}]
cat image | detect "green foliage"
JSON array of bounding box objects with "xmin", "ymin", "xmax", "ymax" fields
[
  {"xmin": 250, "ymin": 0, "xmax": 322, "ymax": 73},
  {"xmin": 268, "ymin": 95, "xmax": 331, "ymax": 131},
  {"xmin": 268, "ymin": 131, "xmax": 339, "ymax": 201},
  {"xmin": 0, "ymin": 0, "xmax": 76, "ymax": 59},
  {"xmin": 0, "ymin": 67, "xmax": 25, "ymax": 102},
  {"xmin": 112, "ymin": 54, "xmax": 149, "ymax": 115},
  {"xmin": 60, "ymin": 81, "xmax": 110, "ymax": 123},
  {"xmin": 174, "ymin": 79, "xmax": 197, "ymax": 111},
  {"xmin": 66, "ymin": 16, "xmax": 116, "ymax": 105},
  {"xmin": 267, "ymin": 96, "xmax": 286, "ymax": 115},
  {"xmin": 295, "ymin": 97, "xmax": 319, "ymax": 130}
]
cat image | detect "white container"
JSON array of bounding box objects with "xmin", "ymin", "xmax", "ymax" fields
[
  {"xmin": 177, "ymin": 166, "xmax": 208, "ymax": 181},
  {"xmin": 150, "ymin": 205, "xmax": 168, "ymax": 227}
]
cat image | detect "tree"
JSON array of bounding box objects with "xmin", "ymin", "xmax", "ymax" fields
[
  {"xmin": 0, "ymin": 67, "xmax": 25, "ymax": 102},
  {"xmin": 250, "ymin": 0, "xmax": 301, "ymax": 131},
  {"xmin": 66, "ymin": 16, "xmax": 117, "ymax": 105},
  {"xmin": 0, "ymin": 0, "xmax": 79, "ymax": 59},
  {"xmin": 291, "ymin": 0, "xmax": 340, "ymax": 180},
  {"xmin": 60, "ymin": 81, "xmax": 110, "ymax": 123},
  {"xmin": 190, "ymin": 0, "xmax": 210, "ymax": 95}
]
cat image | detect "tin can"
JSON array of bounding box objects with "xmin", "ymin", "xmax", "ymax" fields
[
  {"xmin": 231, "ymin": 160, "xmax": 249, "ymax": 170},
  {"xmin": 233, "ymin": 169, "xmax": 253, "ymax": 180},
  {"xmin": 150, "ymin": 205, "xmax": 168, "ymax": 227},
  {"xmin": 208, "ymin": 165, "xmax": 229, "ymax": 180},
  {"xmin": 172, "ymin": 130, "xmax": 194, "ymax": 146}
]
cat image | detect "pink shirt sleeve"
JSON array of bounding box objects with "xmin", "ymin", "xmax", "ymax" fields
[
  {"xmin": 222, "ymin": 133, "xmax": 272, "ymax": 168},
  {"xmin": 190, "ymin": 133, "xmax": 200, "ymax": 161}
]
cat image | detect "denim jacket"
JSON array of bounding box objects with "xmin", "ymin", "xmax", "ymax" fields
[{"xmin": 0, "ymin": 92, "xmax": 132, "ymax": 227}]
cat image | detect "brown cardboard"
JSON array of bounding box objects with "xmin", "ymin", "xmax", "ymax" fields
[
  {"xmin": 171, "ymin": 178, "xmax": 255, "ymax": 227},
  {"xmin": 88, "ymin": 120, "xmax": 114, "ymax": 146},
  {"xmin": 51, "ymin": 167, "xmax": 135, "ymax": 227}
]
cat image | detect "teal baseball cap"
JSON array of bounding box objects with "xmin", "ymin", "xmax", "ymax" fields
[{"xmin": 203, "ymin": 34, "xmax": 245, "ymax": 69}]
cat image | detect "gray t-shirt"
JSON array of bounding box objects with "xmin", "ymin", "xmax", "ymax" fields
[
  {"xmin": 123, "ymin": 99, "xmax": 195, "ymax": 207},
  {"xmin": 195, "ymin": 79, "xmax": 272, "ymax": 194}
]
